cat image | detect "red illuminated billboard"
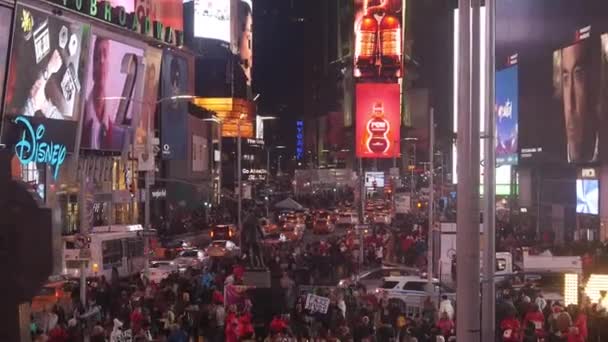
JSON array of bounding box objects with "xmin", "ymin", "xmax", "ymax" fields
[{"xmin": 356, "ymin": 83, "xmax": 400, "ymax": 158}]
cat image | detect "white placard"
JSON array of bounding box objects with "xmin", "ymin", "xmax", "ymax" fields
[{"xmin": 305, "ymin": 294, "xmax": 330, "ymax": 314}]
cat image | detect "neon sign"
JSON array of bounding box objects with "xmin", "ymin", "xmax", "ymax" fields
[
  {"xmin": 14, "ymin": 116, "xmax": 67, "ymax": 179},
  {"xmin": 296, "ymin": 120, "xmax": 304, "ymax": 160}
]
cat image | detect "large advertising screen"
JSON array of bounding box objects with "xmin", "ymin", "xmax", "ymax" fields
[
  {"xmin": 355, "ymin": 83, "xmax": 400, "ymax": 158},
  {"xmin": 0, "ymin": 6, "xmax": 12, "ymax": 116},
  {"xmin": 135, "ymin": 0, "xmax": 184, "ymax": 31},
  {"xmin": 353, "ymin": 0, "xmax": 402, "ymax": 79},
  {"xmin": 80, "ymin": 34, "xmax": 145, "ymax": 151},
  {"xmin": 194, "ymin": 0, "xmax": 231, "ymax": 42},
  {"xmin": 160, "ymin": 51, "xmax": 190, "ymax": 160},
  {"xmin": 236, "ymin": 0, "xmax": 253, "ymax": 86},
  {"xmin": 135, "ymin": 47, "xmax": 163, "ymax": 148},
  {"xmin": 495, "ymin": 0, "xmax": 608, "ymax": 165},
  {"xmin": 2, "ymin": 5, "xmax": 89, "ymax": 152},
  {"xmin": 365, "ymin": 171, "xmax": 385, "ymax": 187},
  {"xmin": 577, "ymin": 179, "xmax": 599, "ymax": 215},
  {"xmin": 496, "ymin": 64, "xmax": 519, "ymax": 165}
]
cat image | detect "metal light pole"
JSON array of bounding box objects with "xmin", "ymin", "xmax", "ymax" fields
[
  {"xmin": 358, "ymin": 158, "xmax": 365, "ymax": 269},
  {"xmin": 427, "ymin": 108, "xmax": 434, "ymax": 284},
  {"xmin": 456, "ymin": 0, "xmax": 481, "ymax": 341},
  {"xmin": 482, "ymin": 0, "xmax": 497, "ymax": 340},
  {"xmin": 202, "ymin": 116, "xmax": 223, "ymax": 205},
  {"xmin": 237, "ymin": 114, "xmax": 244, "ymax": 237}
]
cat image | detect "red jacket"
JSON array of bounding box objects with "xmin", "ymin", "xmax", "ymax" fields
[
  {"xmin": 436, "ymin": 318, "xmax": 454, "ymax": 337},
  {"xmin": 500, "ymin": 317, "xmax": 521, "ymax": 342},
  {"xmin": 270, "ymin": 316, "xmax": 288, "ymax": 334},
  {"xmin": 523, "ymin": 311, "xmax": 545, "ymax": 333},
  {"xmin": 573, "ymin": 313, "xmax": 588, "ymax": 341}
]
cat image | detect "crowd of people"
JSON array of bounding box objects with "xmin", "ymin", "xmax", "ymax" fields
[
  {"xmin": 494, "ymin": 280, "xmax": 608, "ymax": 341},
  {"xmin": 29, "ymin": 263, "xmax": 459, "ymax": 342},
  {"xmin": 30, "ymin": 190, "xmax": 608, "ymax": 341},
  {"xmin": 28, "ymin": 209, "xmax": 449, "ymax": 342}
]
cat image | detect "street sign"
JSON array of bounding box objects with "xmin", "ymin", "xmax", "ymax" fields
[
  {"xmin": 395, "ymin": 193, "xmax": 411, "ymax": 214},
  {"xmin": 79, "ymin": 248, "xmax": 92, "ymax": 259}
]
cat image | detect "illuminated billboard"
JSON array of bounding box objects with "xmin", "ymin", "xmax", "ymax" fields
[
  {"xmin": 493, "ymin": 1, "xmax": 608, "ymax": 165},
  {"xmin": 496, "ymin": 63, "xmax": 518, "ymax": 165},
  {"xmin": 135, "ymin": 0, "xmax": 184, "ymax": 31},
  {"xmin": 236, "ymin": 0, "xmax": 253, "ymax": 85},
  {"xmin": 553, "ymin": 34, "xmax": 598, "ymax": 164},
  {"xmin": 0, "ymin": 5, "xmax": 11, "ymax": 120},
  {"xmin": 160, "ymin": 50, "xmax": 190, "ymax": 159},
  {"xmin": 353, "ymin": 0, "xmax": 402, "ymax": 79},
  {"xmin": 355, "ymin": 83, "xmax": 400, "ymax": 158},
  {"xmin": 80, "ymin": 34, "xmax": 145, "ymax": 152},
  {"xmin": 577, "ymin": 179, "xmax": 599, "ymax": 215},
  {"xmin": 2, "ymin": 5, "xmax": 90, "ymax": 152},
  {"xmin": 194, "ymin": 0, "xmax": 231, "ymax": 42},
  {"xmin": 365, "ymin": 171, "xmax": 385, "ymax": 187},
  {"xmin": 192, "ymin": 98, "xmax": 255, "ymax": 138}
]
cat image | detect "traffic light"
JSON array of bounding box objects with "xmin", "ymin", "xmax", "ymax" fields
[{"xmin": 0, "ymin": 178, "xmax": 54, "ymax": 341}]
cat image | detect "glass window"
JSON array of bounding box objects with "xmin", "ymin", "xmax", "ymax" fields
[
  {"xmin": 402, "ymin": 282, "xmax": 426, "ymax": 292},
  {"xmin": 365, "ymin": 270, "xmax": 383, "ymax": 279},
  {"xmin": 126, "ymin": 238, "xmax": 144, "ymax": 258},
  {"xmin": 180, "ymin": 250, "xmax": 199, "ymax": 258},
  {"xmin": 380, "ymin": 281, "xmax": 399, "ymax": 289},
  {"xmin": 102, "ymin": 239, "xmax": 123, "ymax": 268}
]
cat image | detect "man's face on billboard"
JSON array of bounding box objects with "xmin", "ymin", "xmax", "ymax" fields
[
  {"xmin": 561, "ymin": 42, "xmax": 596, "ymax": 162},
  {"xmin": 93, "ymin": 38, "xmax": 109, "ymax": 87}
]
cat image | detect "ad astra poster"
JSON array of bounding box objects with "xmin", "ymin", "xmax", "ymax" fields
[{"xmin": 496, "ymin": 65, "xmax": 518, "ymax": 165}]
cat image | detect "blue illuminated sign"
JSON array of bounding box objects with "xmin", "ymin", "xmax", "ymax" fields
[
  {"xmin": 296, "ymin": 120, "xmax": 304, "ymax": 160},
  {"xmin": 14, "ymin": 116, "xmax": 67, "ymax": 179}
]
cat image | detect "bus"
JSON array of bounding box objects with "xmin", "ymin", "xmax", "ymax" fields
[{"xmin": 63, "ymin": 225, "xmax": 147, "ymax": 280}]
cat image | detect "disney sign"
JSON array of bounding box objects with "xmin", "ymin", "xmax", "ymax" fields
[{"xmin": 14, "ymin": 116, "xmax": 67, "ymax": 179}]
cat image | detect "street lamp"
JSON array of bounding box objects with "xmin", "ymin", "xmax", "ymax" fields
[
  {"xmin": 202, "ymin": 116, "xmax": 223, "ymax": 205},
  {"xmin": 237, "ymin": 113, "xmax": 246, "ymax": 236}
]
